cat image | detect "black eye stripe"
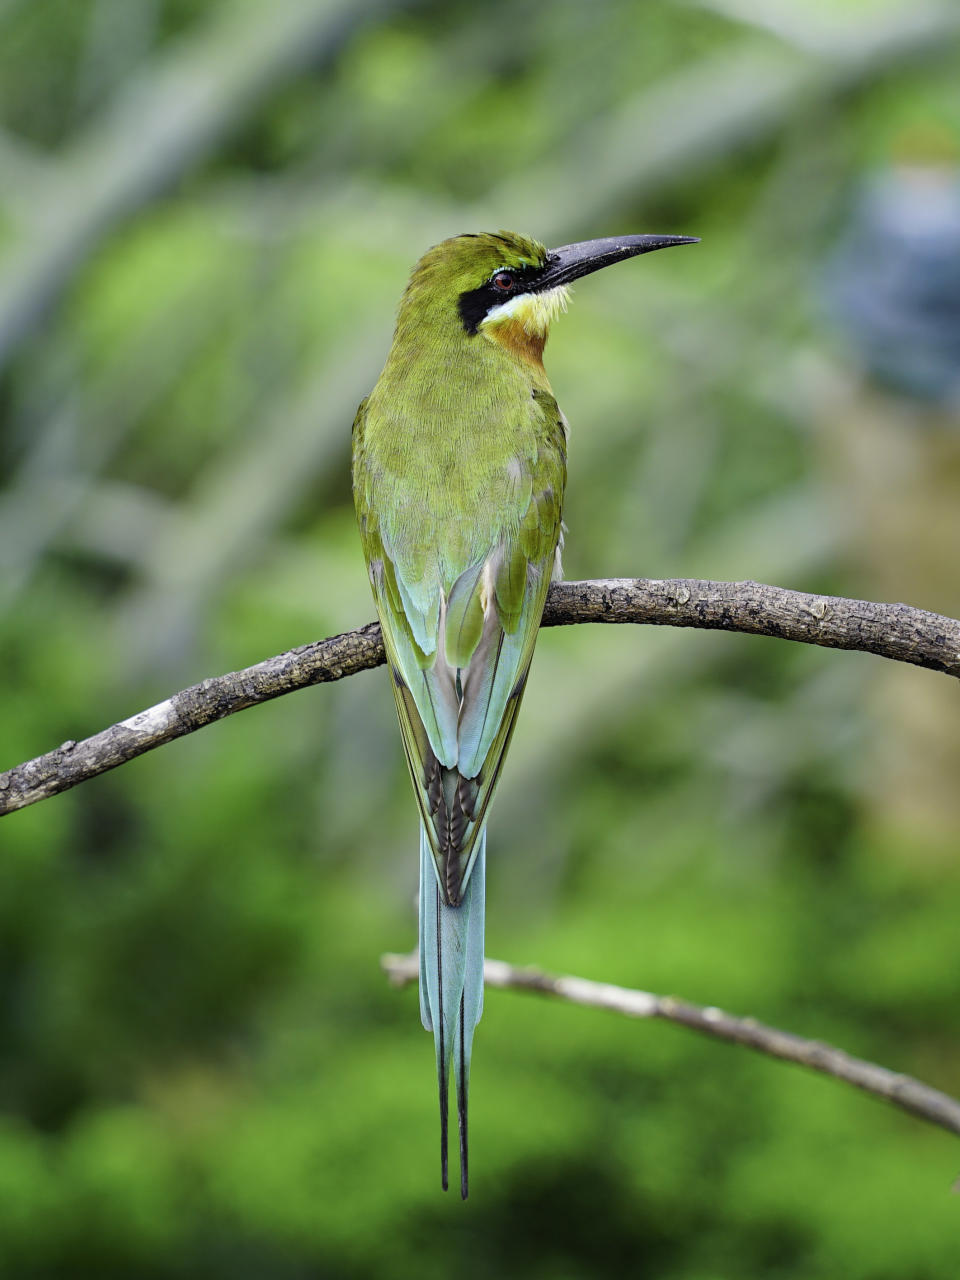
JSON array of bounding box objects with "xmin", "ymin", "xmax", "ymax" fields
[{"xmin": 458, "ymin": 262, "xmax": 545, "ymax": 334}]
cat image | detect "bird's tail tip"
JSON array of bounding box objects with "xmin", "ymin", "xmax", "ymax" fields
[
  {"xmin": 436, "ymin": 1006, "xmax": 471, "ymax": 1198},
  {"xmin": 456, "ymin": 1008, "xmax": 470, "ymax": 1198},
  {"xmin": 439, "ymin": 1069, "xmax": 449, "ymax": 1193},
  {"xmin": 419, "ymin": 826, "xmax": 486, "ymax": 1200}
]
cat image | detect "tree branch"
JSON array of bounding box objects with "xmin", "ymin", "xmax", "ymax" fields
[
  {"xmin": 381, "ymin": 951, "xmax": 960, "ymax": 1143},
  {"xmin": 3, "ymin": 577, "xmax": 959, "ymax": 817}
]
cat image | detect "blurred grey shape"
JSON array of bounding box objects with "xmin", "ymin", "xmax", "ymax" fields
[{"xmin": 825, "ymin": 163, "xmax": 960, "ymax": 406}]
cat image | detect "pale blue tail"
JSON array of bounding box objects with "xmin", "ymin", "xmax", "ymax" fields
[{"xmin": 419, "ymin": 823, "xmax": 486, "ymax": 1198}]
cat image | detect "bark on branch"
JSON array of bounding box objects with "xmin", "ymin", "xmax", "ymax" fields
[
  {"xmin": 381, "ymin": 951, "xmax": 960, "ymax": 1144},
  {"xmin": 3, "ymin": 577, "xmax": 959, "ymax": 817}
]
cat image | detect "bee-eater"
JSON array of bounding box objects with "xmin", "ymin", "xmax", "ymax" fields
[{"xmin": 352, "ymin": 228, "xmax": 697, "ymax": 1197}]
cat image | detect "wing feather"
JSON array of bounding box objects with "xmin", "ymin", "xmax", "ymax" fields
[{"xmin": 352, "ymin": 386, "xmax": 566, "ymax": 904}]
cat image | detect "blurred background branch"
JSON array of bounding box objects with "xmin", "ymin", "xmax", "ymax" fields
[{"xmin": 383, "ymin": 951, "xmax": 960, "ymax": 1144}]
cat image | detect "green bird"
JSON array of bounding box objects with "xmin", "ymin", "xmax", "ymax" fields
[{"xmin": 352, "ymin": 228, "xmax": 697, "ymax": 1197}]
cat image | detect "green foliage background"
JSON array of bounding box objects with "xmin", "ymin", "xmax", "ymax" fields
[{"xmin": 1, "ymin": 0, "xmax": 959, "ymax": 1274}]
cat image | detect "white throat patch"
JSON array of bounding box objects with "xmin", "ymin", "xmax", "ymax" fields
[{"xmin": 480, "ymin": 285, "xmax": 570, "ymax": 337}]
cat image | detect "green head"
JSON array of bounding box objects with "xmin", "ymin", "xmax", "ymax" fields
[{"xmin": 394, "ymin": 228, "xmax": 698, "ymax": 362}]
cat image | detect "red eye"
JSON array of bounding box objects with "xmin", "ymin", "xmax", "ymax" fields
[{"xmin": 492, "ymin": 271, "xmax": 514, "ymax": 291}]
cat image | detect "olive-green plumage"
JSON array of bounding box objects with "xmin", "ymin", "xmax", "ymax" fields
[
  {"xmin": 354, "ymin": 234, "xmax": 565, "ymax": 894},
  {"xmin": 352, "ymin": 227, "xmax": 697, "ymax": 1198}
]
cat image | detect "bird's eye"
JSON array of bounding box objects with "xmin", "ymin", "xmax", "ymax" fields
[{"xmin": 492, "ymin": 271, "xmax": 514, "ymax": 292}]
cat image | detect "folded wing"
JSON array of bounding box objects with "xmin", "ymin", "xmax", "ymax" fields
[{"xmin": 353, "ymin": 389, "xmax": 566, "ymax": 905}]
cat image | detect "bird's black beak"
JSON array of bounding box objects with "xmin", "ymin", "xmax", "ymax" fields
[{"xmin": 537, "ymin": 233, "xmax": 699, "ymax": 290}]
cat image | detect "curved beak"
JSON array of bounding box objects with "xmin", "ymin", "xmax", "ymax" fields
[{"xmin": 537, "ymin": 233, "xmax": 699, "ymax": 290}]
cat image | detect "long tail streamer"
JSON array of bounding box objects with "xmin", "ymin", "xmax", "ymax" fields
[{"xmin": 419, "ymin": 824, "xmax": 486, "ymax": 1198}]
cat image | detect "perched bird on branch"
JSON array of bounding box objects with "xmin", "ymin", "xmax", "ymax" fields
[{"xmin": 351, "ymin": 228, "xmax": 697, "ymax": 1197}]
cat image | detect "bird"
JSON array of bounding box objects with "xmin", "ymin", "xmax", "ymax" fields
[{"xmin": 351, "ymin": 228, "xmax": 698, "ymax": 1198}]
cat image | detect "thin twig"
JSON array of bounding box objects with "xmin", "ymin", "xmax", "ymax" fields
[
  {"xmin": 2, "ymin": 577, "xmax": 959, "ymax": 817},
  {"xmin": 382, "ymin": 951, "xmax": 960, "ymax": 1142}
]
